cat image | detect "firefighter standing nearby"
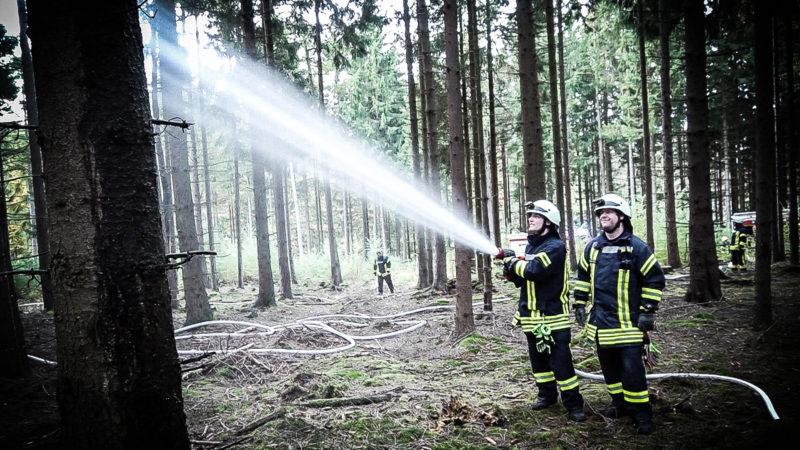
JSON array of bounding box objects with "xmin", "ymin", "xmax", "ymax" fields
[
  {"xmin": 729, "ymin": 221, "xmax": 748, "ymax": 273},
  {"xmin": 503, "ymin": 200, "xmax": 587, "ymax": 422},
  {"xmin": 373, "ymin": 251, "xmax": 394, "ymax": 295},
  {"xmin": 573, "ymin": 193, "xmax": 665, "ymax": 435}
]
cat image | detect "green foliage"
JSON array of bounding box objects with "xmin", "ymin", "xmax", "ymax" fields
[{"xmin": 0, "ymin": 24, "xmax": 19, "ymax": 113}]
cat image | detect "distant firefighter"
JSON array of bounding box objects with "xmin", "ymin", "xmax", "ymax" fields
[
  {"xmin": 373, "ymin": 251, "xmax": 394, "ymax": 295},
  {"xmin": 729, "ymin": 221, "xmax": 748, "ymax": 273}
]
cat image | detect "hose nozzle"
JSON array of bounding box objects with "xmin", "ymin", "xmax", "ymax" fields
[{"xmin": 495, "ymin": 248, "xmax": 515, "ymax": 259}]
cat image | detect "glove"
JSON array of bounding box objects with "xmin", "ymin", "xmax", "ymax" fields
[
  {"xmin": 503, "ymin": 259, "xmax": 518, "ymax": 279},
  {"xmin": 637, "ymin": 312, "xmax": 655, "ymax": 332},
  {"xmin": 574, "ymin": 306, "xmax": 587, "ymax": 327}
]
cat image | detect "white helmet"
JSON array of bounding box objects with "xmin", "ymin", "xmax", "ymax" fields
[
  {"xmin": 592, "ymin": 193, "xmax": 631, "ymax": 219},
  {"xmin": 526, "ymin": 199, "xmax": 561, "ymax": 227}
]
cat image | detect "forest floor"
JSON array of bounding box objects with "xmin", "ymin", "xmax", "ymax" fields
[{"xmin": 3, "ymin": 262, "xmax": 800, "ymax": 449}]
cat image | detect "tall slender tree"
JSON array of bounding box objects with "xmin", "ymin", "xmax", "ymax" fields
[
  {"xmin": 786, "ymin": 6, "xmax": 799, "ymax": 265},
  {"xmin": 683, "ymin": 0, "xmax": 721, "ymax": 303},
  {"xmin": 0, "ymin": 138, "xmax": 29, "ymax": 378},
  {"xmin": 418, "ymin": 0, "xmax": 447, "ymax": 290},
  {"xmin": 155, "ymin": 0, "xmax": 212, "ymax": 323},
  {"xmin": 444, "ymin": 0, "xmax": 475, "ymax": 337},
  {"xmin": 314, "ymin": 0, "xmax": 343, "ymax": 287},
  {"xmin": 658, "ymin": 0, "xmax": 681, "ymax": 268},
  {"xmin": 637, "ymin": 0, "xmax": 655, "ymax": 250},
  {"xmin": 485, "ymin": 1, "xmax": 501, "ymax": 249},
  {"xmin": 15, "ymin": 0, "xmax": 54, "ymax": 311},
  {"xmin": 242, "ymin": 0, "xmax": 277, "ymax": 307},
  {"xmin": 517, "ymin": 0, "xmax": 546, "ymax": 200},
  {"xmin": 402, "ymin": 0, "xmax": 429, "ymax": 288},
  {"xmin": 556, "ymin": 0, "xmax": 577, "ymax": 269},
  {"xmin": 753, "ymin": 0, "xmax": 775, "ymax": 328}
]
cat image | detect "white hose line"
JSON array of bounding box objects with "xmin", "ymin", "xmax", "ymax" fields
[
  {"xmin": 27, "ymin": 354, "xmax": 57, "ymax": 366},
  {"xmin": 575, "ymin": 369, "xmax": 780, "ymax": 420},
  {"xmin": 174, "ymin": 320, "xmax": 277, "ymax": 335}
]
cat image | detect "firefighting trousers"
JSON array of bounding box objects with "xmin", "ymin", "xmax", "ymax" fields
[
  {"xmin": 377, "ymin": 274, "xmax": 394, "ymax": 294},
  {"xmin": 524, "ymin": 329, "xmax": 584, "ymax": 412},
  {"xmin": 597, "ymin": 344, "xmax": 652, "ymax": 421},
  {"xmin": 730, "ymin": 250, "xmax": 745, "ymax": 270}
]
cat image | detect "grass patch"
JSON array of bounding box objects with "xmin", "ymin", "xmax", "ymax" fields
[
  {"xmin": 339, "ymin": 418, "xmax": 426, "ymax": 445},
  {"xmin": 460, "ymin": 334, "xmax": 489, "ymax": 354}
]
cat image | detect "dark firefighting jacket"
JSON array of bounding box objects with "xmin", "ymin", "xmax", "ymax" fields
[
  {"xmin": 573, "ymin": 229, "xmax": 665, "ymax": 347},
  {"xmin": 373, "ymin": 255, "xmax": 391, "ymax": 276},
  {"xmin": 508, "ymin": 233, "xmax": 570, "ymax": 333},
  {"xmin": 729, "ymin": 229, "xmax": 747, "ymax": 252}
]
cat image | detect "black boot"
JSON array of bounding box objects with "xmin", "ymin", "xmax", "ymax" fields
[
  {"xmin": 530, "ymin": 397, "xmax": 557, "ymax": 411},
  {"xmin": 567, "ymin": 409, "xmax": 587, "ymax": 422},
  {"xmin": 635, "ymin": 418, "xmax": 654, "ymax": 435},
  {"xmin": 631, "ymin": 402, "xmax": 654, "ymax": 434},
  {"xmin": 601, "ymin": 394, "xmax": 630, "ymax": 419}
]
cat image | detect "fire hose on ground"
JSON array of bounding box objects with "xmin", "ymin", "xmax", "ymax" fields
[{"xmin": 26, "ymin": 296, "xmax": 778, "ymax": 420}]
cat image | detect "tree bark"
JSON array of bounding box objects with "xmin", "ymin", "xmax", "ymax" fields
[
  {"xmin": 148, "ymin": 34, "xmax": 180, "ymax": 303},
  {"xmin": 27, "ymin": 0, "xmax": 189, "ymax": 445},
  {"xmin": 444, "ymin": 0, "xmax": 475, "ymax": 337},
  {"xmin": 637, "ymin": 0, "xmax": 655, "ymax": 250},
  {"xmin": 402, "ymin": 0, "xmax": 429, "ymax": 288},
  {"xmin": 242, "ymin": 0, "xmax": 277, "ymax": 307},
  {"xmin": 0, "ymin": 147, "xmax": 29, "ymax": 378},
  {"xmin": 545, "ymin": 0, "xmax": 564, "ymax": 226},
  {"xmin": 314, "ymin": 0, "xmax": 342, "ymax": 287},
  {"xmin": 785, "ymin": 7, "xmax": 799, "ymax": 264},
  {"xmin": 15, "ymin": 0, "xmax": 54, "ymax": 312},
  {"xmin": 659, "ymin": 0, "xmax": 681, "ymax": 268},
  {"xmin": 485, "ymin": 1, "xmax": 501, "ymax": 248},
  {"xmin": 156, "ymin": 0, "xmax": 211, "ymax": 323},
  {"xmin": 753, "ymin": 0, "xmax": 775, "ymax": 328},
  {"xmin": 418, "ymin": 0, "xmax": 447, "ymax": 290},
  {"xmin": 555, "ymin": 0, "xmax": 577, "ymax": 269},
  {"xmin": 683, "ymin": 0, "xmax": 721, "ymax": 304},
  {"xmin": 516, "ymin": 0, "xmax": 546, "ymax": 201}
]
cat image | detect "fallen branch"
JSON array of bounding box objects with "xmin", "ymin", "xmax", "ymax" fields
[
  {"xmin": 233, "ymin": 407, "xmax": 287, "ymax": 436},
  {"xmin": 299, "ymin": 393, "xmax": 395, "ymax": 408}
]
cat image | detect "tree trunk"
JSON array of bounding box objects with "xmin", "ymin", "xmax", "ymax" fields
[
  {"xmin": 402, "ymin": 0, "xmax": 429, "ymax": 288},
  {"xmin": 418, "ymin": 0, "xmax": 447, "ymax": 290},
  {"xmin": 148, "ymin": 35, "xmax": 180, "ymax": 304},
  {"xmin": 516, "ymin": 0, "xmax": 546, "ymax": 201},
  {"xmin": 289, "ymin": 164, "xmax": 305, "ymax": 257},
  {"xmin": 234, "ymin": 140, "xmax": 244, "ymax": 288},
  {"xmin": 771, "ymin": 16, "xmax": 785, "ymax": 262},
  {"xmin": 555, "ymin": 0, "xmax": 577, "ymax": 269},
  {"xmin": 241, "ymin": 0, "xmax": 276, "ymax": 307},
  {"xmin": 444, "ymin": 0, "xmax": 475, "ymax": 337},
  {"xmin": 485, "ymin": 1, "xmax": 501, "ymax": 248},
  {"xmin": 261, "ymin": 0, "xmax": 291, "ymax": 299},
  {"xmin": 753, "ymin": 1, "xmax": 775, "ymax": 328},
  {"xmin": 683, "ymin": 0, "xmax": 721, "ymax": 304},
  {"xmin": 637, "ymin": 0, "xmax": 655, "ymax": 250},
  {"xmin": 659, "ymin": 0, "xmax": 681, "ymax": 268},
  {"xmin": 200, "ymin": 107, "xmax": 219, "ymax": 291},
  {"xmin": 545, "ymin": 0, "xmax": 564, "ymax": 225},
  {"xmin": 28, "ymin": 1, "xmax": 189, "ymax": 445},
  {"xmin": 786, "ymin": 8, "xmax": 799, "ymax": 264},
  {"xmin": 156, "ymin": 0, "xmax": 211, "ymax": 323},
  {"xmin": 0, "ymin": 147, "xmax": 29, "ymax": 378},
  {"xmin": 15, "ymin": 0, "xmax": 54, "ymax": 312},
  {"xmin": 188, "ymin": 114, "xmax": 207, "ymax": 285}
]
